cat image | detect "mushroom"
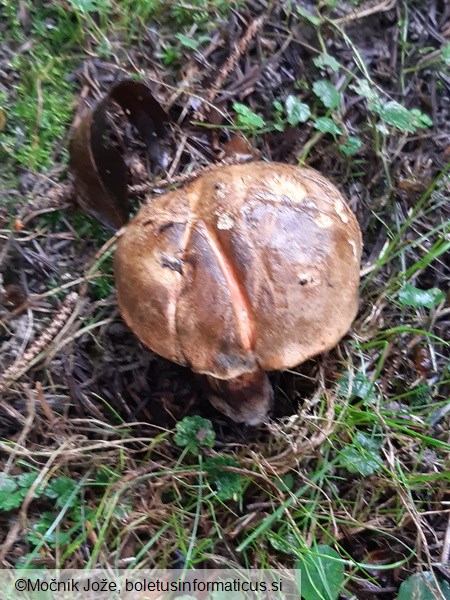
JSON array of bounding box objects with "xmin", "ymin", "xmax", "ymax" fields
[{"xmin": 114, "ymin": 161, "xmax": 362, "ymax": 425}]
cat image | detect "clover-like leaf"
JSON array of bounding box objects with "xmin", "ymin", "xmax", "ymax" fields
[
  {"xmin": 296, "ymin": 6, "xmax": 321, "ymax": 26},
  {"xmin": 350, "ymin": 79, "xmax": 380, "ymax": 103}
]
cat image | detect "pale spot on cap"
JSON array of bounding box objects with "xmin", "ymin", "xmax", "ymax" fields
[
  {"xmin": 348, "ymin": 239, "xmax": 358, "ymax": 257},
  {"xmin": 217, "ymin": 213, "xmax": 235, "ymax": 230},
  {"xmin": 334, "ymin": 199, "xmax": 349, "ymax": 223},
  {"xmin": 270, "ymin": 175, "xmax": 307, "ymax": 202},
  {"xmin": 314, "ymin": 214, "xmax": 333, "ymax": 228}
]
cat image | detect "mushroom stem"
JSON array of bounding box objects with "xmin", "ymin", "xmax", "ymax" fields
[{"xmin": 206, "ymin": 369, "xmax": 273, "ymax": 425}]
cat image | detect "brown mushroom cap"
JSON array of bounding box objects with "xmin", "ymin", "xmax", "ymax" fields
[{"xmin": 114, "ymin": 161, "xmax": 362, "ymax": 379}]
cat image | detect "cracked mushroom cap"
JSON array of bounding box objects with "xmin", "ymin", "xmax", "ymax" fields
[{"xmin": 114, "ymin": 161, "xmax": 362, "ymax": 379}]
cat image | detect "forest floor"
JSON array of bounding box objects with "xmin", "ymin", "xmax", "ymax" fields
[{"xmin": 0, "ymin": 1, "xmax": 449, "ymax": 598}]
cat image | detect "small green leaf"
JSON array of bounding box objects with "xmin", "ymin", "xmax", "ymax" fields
[
  {"xmin": 376, "ymin": 122, "xmax": 390, "ymax": 135},
  {"xmin": 175, "ymin": 34, "xmax": 198, "ymax": 49},
  {"xmin": 279, "ymin": 473, "xmax": 295, "ymax": 492},
  {"xmin": 0, "ymin": 474, "xmax": 23, "ymax": 511},
  {"xmin": 44, "ymin": 477, "xmax": 78, "ymax": 508},
  {"xmin": 17, "ymin": 473, "xmax": 40, "ymax": 489},
  {"xmin": 313, "ymin": 117, "xmax": 343, "ymax": 136},
  {"xmin": 175, "ymin": 33, "xmax": 209, "ymax": 50},
  {"xmin": 233, "ymin": 103, "xmax": 266, "ymax": 131},
  {"xmin": 204, "ymin": 456, "xmax": 244, "ymax": 500},
  {"xmin": 339, "ymin": 432, "xmax": 383, "ymax": 477},
  {"xmin": 338, "ymin": 135, "xmax": 362, "ymax": 157},
  {"xmin": 378, "ymin": 101, "xmax": 432, "ymax": 133},
  {"xmin": 441, "ymin": 43, "xmax": 450, "ymax": 66},
  {"xmin": 398, "ymin": 284, "xmax": 445, "ymax": 309},
  {"xmin": 338, "ymin": 372, "xmax": 376, "ymax": 404},
  {"xmin": 285, "ymin": 95, "xmax": 310, "ymax": 125},
  {"xmin": 313, "ymin": 80, "xmax": 340, "ymax": 109},
  {"xmin": 296, "ymin": 545, "xmax": 344, "ymax": 600},
  {"xmin": 0, "ymin": 492, "xmax": 23, "ymax": 512},
  {"xmin": 26, "ymin": 512, "xmax": 72, "ymax": 548},
  {"xmin": 398, "ymin": 572, "xmax": 450, "ymax": 600},
  {"xmin": 313, "ymin": 54, "xmax": 340, "ymax": 73},
  {"xmin": 0, "ymin": 474, "xmax": 18, "ymax": 494},
  {"xmin": 410, "ymin": 108, "xmax": 433, "ymax": 128},
  {"xmin": 173, "ymin": 416, "xmax": 215, "ymax": 455},
  {"xmin": 268, "ymin": 532, "xmax": 298, "ymax": 555},
  {"xmin": 16, "ymin": 473, "xmax": 44, "ymax": 500},
  {"xmin": 296, "ymin": 6, "xmax": 321, "ymax": 26},
  {"xmin": 381, "ymin": 102, "xmax": 416, "ymax": 131},
  {"xmin": 273, "ymin": 100, "xmax": 283, "ymax": 112},
  {"xmin": 355, "ymin": 432, "xmax": 382, "ymax": 452},
  {"xmin": 350, "ymin": 80, "xmax": 379, "ymax": 103}
]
